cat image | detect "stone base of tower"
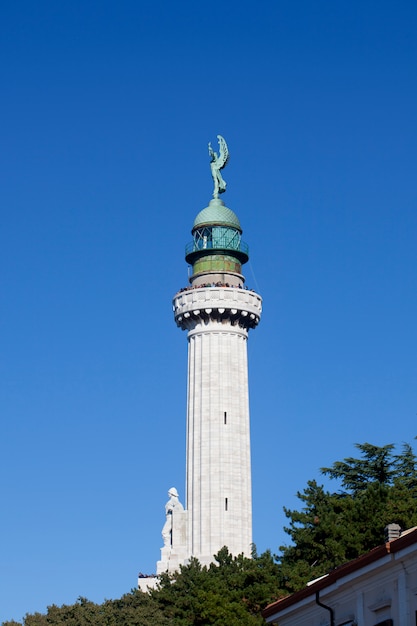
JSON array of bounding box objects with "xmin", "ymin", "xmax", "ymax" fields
[
  {"xmin": 138, "ymin": 575, "xmax": 159, "ymax": 592},
  {"xmin": 156, "ymin": 546, "xmax": 188, "ymax": 575},
  {"xmin": 138, "ymin": 506, "xmax": 189, "ymax": 592}
]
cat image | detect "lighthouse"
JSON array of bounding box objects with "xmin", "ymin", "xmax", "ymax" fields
[
  {"xmin": 138, "ymin": 137, "xmax": 262, "ymax": 587},
  {"xmin": 170, "ymin": 136, "xmax": 262, "ymax": 567}
]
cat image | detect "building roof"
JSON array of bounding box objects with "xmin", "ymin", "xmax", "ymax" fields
[
  {"xmin": 193, "ymin": 198, "xmax": 241, "ymax": 231},
  {"xmin": 262, "ymin": 527, "xmax": 417, "ymax": 620}
]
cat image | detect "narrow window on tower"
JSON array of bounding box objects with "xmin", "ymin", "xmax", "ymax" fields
[
  {"xmin": 225, "ymin": 498, "xmax": 228, "ymax": 511},
  {"xmin": 224, "ymin": 411, "xmax": 227, "ymax": 424}
]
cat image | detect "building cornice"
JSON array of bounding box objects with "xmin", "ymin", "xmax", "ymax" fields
[{"xmin": 173, "ymin": 286, "xmax": 262, "ymax": 331}]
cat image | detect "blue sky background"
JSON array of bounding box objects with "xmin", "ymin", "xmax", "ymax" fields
[{"xmin": 1, "ymin": 0, "xmax": 416, "ymax": 622}]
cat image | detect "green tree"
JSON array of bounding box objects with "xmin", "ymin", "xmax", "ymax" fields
[
  {"xmin": 393, "ymin": 441, "xmax": 417, "ymax": 489},
  {"xmin": 14, "ymin": 592, "xmax": 169, "ymax": 626},
  {"xmin": 154, "ymin": 548, "xmax": 283, "ymax": 625},
  {"xmin": 321, "ymin": 442, "xmax": 395, "ymax": 493},
  {"xmin": 8, "ymin": 551, "xmax": 282, "ymax": 626},
  {"xmin": 278, "ymin": 440, "xmax": 417, "ymax": 592}
]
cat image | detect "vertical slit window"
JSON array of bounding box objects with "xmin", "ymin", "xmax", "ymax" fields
[
  {"xmin": 225, "ymin": 498, "xmax": 228, "ymax": 511},
  {"xmin": 224, "ymin": 411, "xmax": 227, "ymax": 424}
]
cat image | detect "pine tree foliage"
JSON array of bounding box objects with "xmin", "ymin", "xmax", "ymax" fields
[
  {"xmin": 320, "ymin": 442, "xmax": 395, "ymax": 493},
  {"xmin": 7, "ymin": 593, "xmax": 170, "ymax": 626},
  {"xmin": 154, "ymin": 548, "xmax": 283, "ymax": 625},
  {"xmin": 2, "ymin": 550, "xmax": 283, "ymax": 626},
  {"xmin": 393, "ymin": 441, "xmax": 417, "ymax": 489},
  {"xmin": 278, "ymin": 439, "xmax": 417, "ymax": 592}
]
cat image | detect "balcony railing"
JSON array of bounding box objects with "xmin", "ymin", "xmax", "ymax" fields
[{"xmin": 185, "ymin": 238, "xmax": 249, "ymax": 256}]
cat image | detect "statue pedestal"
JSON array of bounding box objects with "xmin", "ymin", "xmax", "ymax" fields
[{"xmin": 157, "ymin": 547, "xmax": 178, "ymax": 575}]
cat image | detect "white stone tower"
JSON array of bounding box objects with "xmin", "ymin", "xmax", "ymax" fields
[
  {"xmin": 172, "ymin": 137, "xmax": 262, "ymax": 566},
  {"xmin": 140, "ymin": 138, "xmax": 262, "ymax": 587}
]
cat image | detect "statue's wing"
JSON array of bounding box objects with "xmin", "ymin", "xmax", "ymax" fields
[{"xmin": 216, "ymin": 135, "xmax": 230, "ymax": 169}]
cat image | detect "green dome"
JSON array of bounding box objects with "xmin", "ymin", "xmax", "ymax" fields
[{"xmin": 193, "ymin": 198, "xmax": 241, "ymax": 232}]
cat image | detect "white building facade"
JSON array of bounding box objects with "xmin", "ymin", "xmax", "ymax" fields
[{"xmin": 263, "ymin": 527, "xmax": 417, "ymax": 626}]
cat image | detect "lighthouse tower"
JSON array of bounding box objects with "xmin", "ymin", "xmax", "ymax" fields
[{"xmin": 172, "ymin": 136, "xmax": 262, "ymax": 567}]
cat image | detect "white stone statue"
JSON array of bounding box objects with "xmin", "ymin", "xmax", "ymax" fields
[
  {"xmin": 162, "ymin": 487, "xmax": 184, "ymax": 548},
  {"xmin": 208, "ymin": 135, "xmax": 229, "ymax": 199}
]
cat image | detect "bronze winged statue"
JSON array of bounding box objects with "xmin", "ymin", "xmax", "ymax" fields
[{"xmin": 208, "ymin": 135, "xmax": 229, "ymax": 199}]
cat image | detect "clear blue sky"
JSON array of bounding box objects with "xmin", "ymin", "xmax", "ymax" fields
[{"xmin": 1, "ymin": 0, "xmax": 416, "ymax": 622}]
